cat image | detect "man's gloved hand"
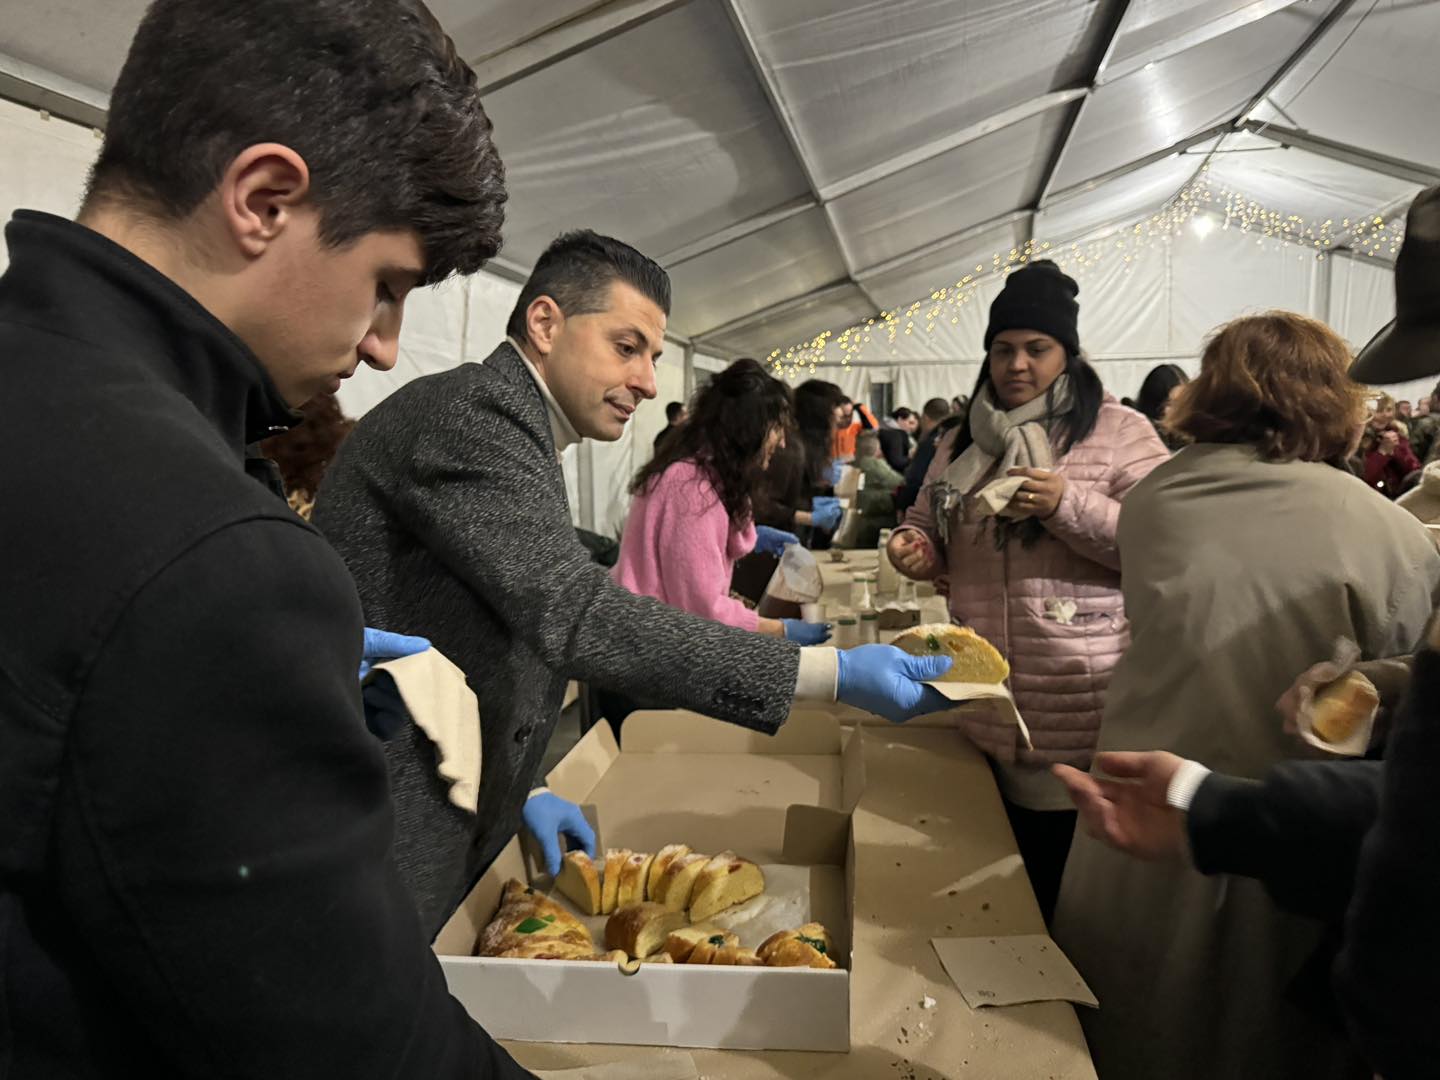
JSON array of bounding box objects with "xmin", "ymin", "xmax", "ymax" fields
[
  {"xmin": 753, "ymin": 525, "xmax": 800, "ymax": 558},
  {"xmin": 522, "ymin": 791, "xmax": 597, "ymax": 877},
  {"xmin": 810, "ymin": 496, "xmax": 842, "ymax": 532},
  {"xmin": 783, "ymin": 619, "xmax": 832, "ymax": 645},
  {"xmin": 359, "ymin": 628, "xmax": 431, "ymax": 680},
  {"xmin": 828, "ymin": 459, "xmax": 846, "ymax": 487},
  {"xmin": 836, "ymin": 644, "xmax": 953, "ymax": 723}
]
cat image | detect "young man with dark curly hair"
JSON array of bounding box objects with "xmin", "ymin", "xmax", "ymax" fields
[{"xmin": 0, "ymin": 1, "xmax": 530, "ymax": 1076}]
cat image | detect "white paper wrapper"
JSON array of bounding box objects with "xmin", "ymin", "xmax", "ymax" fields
[
  {"xmin": 1295, "ymin": 638, "xmax": 1376, "ymax": 757},
  {"xmin": 927, "ymin": 681, "xmax": 1033, "ymax": 751},
  {"xmin": 764, "ymin": 544, "xmax": 824, "ymax": 603}
]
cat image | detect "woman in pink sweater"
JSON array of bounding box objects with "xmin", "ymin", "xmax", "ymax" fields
[
  {"xmin": 613, "ymin": 358, "xmax": 831, "ymax": 644},
  {"xmin": 887, "ymin": 262, "xmax": 1168, "ymax": 922}
]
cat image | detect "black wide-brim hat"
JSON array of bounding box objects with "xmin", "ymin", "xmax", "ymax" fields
[{"xmin": 1351, "ymin": 184, "xmax": 1440, "ymax": 385}]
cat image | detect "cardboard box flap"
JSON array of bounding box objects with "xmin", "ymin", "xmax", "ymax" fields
[
  {"xmin": 931, "ymin": 934, "xmax": 1098, "ymax": 1010},
  {"xmin": 622, "ymin": 710, "xmax": 840, "ymax": 755},
  {"xmin": 840, "ymin": 723, "xmax": 867, "ymax": 813},
  {"xmin": 546, "ymin": 717, "xmax": 621, "ymax": 803},
  {"xmin": 782, "ymin": 805, "xmax": 850, "ymax": 866}
]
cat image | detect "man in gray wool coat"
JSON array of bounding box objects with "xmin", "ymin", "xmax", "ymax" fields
[{"xmin": 313, "ymin": 230, "xmax": 952, "ymax": 935}]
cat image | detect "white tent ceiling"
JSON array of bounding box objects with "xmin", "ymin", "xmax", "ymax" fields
[{"xmin": 2, "ymin": 0, "xmax": 1437, "ymax": 359}]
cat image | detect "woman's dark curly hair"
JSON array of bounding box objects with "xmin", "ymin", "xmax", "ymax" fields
[
  {"xmin": 793, "ymin": 378, "xmax": 847, "ymax": 487},
  {"xmin": 258, "ymin": 393, "xmax": 356, "ymax": 500},
  {"xmin": 632, "ymin": 358, "xmax": 793, "ymax": 527}
]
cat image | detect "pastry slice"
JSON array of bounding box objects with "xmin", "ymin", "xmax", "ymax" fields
[
  {"xmin": 662, "ymin": 924, "xmax": 724, "ymax": 963},
  {"xmin": 647, "ymin": 843, "xmax": 690, "ymax": 901},
  {"xmin": 604, "ymin": 902, "xmax": 689, "ymax": 959},
  {"xmin": 553, "ymin": 851, "xmax": 602, "ymax": 916},
  {"xmin": 687, "ymin": 852, "xmax": 765, "ymax": 923},
  {"xmin": 616, "ymin": 851, "xmax": 655, "ymax": 908},
  {"xmin": 494, "ymin": 930, "xmax": 597, "ymax": 960},
  {"xmin": 600, "ymin": 848, "xmax": 631, "ymax": 915},
  {"xmin": 709, "ymin": 945, "xmax": 763, "ymax": 966},
  {"xmin": 1312, "ymin": 670, "xmax": 1379, "ymax": 745},
  {"xmin": 657, "ymin": 852, "xmax": 709, "ymax": 912},
  {"xmin": 758, "ymin": 923, "xmax": 837, "ymax": 969},
  {"xmin": 891, "ymin": 623, "xmax": 1009, "ymax": 684},
  {"xmin": 685, "ymin": 930, "xmax": 739, "ymax": 965},
  {"xmin": 478, "ymin": 879, "xmax": 592, "ymax": 956}
]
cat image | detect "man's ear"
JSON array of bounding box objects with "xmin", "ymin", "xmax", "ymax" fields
[
  {"xmin": 217, "ymin": 143, "xmax": 311, "ymax": 258},
  {"xmin": 526, "ymin": 296, "xmax": 564, "ymax": 356}
]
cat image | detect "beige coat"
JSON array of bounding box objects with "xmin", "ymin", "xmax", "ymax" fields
[
  {"xmin": 1054, "ymin": 444, "xmax": 1440, "ymax": 1080},
  {"xmin": 1398, "ymin": 458, "xmax": 1440, "ymax": 524}
]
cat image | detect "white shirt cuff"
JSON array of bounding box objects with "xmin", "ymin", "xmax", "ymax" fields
[
  {"xmin": 794, "ymin": 647, "xmax": 840, "ymax": 702},
  {"xmin": 1165, "ymin": 760, "xmax": 1211, "ymax": 812}
]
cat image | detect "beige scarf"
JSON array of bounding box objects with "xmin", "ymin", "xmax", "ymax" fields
[{"xmin": 938, "ymin": 376, "xmax": 1074, "ymax": 521}]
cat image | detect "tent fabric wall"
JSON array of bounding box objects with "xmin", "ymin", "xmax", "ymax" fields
[
  {"xmin": 0, "ymin": 97, "xmax": 94, "ymax": 270},
  {"xmin": 774, "ymin": 226, "xmax": 1397, "ymax": 408},
  {"xmin": 0, "ymin": 92, "xmax": 1415, "ymax": 537}
]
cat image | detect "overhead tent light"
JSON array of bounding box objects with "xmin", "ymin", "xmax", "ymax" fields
[{"xmin": 1192, "ymin": 215, "xmax": 1217, "ymax": 238}]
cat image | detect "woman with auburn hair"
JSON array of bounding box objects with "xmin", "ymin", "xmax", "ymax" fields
[
  {"xmin": 1053, "ymin": 312, "xmax": 1440, "ymax": 1080},
  {"xmin": 258, "ymin": 393, "xmax": 356, "ymax": 520}
]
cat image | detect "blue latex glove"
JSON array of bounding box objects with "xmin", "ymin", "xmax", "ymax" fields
[
  {"xmin": 836, "ymin": 645, "xmax": 953, "ymax": 723},
  {"xmin": 810, "ymin": 496, "xmax": 842, "ymax": 532},
  {"xmin": 359, "ymin": 628, "xmax": 431, "ymax": 680},
  {"xmin": 522, "ymin": 791, "xmax": 598, "ymax": 877},
  {"xmin": 754, "ymin": 525, "xmax": 800, "ymax": 558},
  {"xmin": 783, "ymin": 619, "xmax": 832, "ymax": 645},
  {"xmin": 828, "ymin": 459, "xmax": 845, "ymax": 487}
]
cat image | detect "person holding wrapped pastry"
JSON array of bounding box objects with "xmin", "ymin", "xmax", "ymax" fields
[
  {"xmin": 887, "ymin": 261, "xmax": 1169, "ymax": 922},
  {"xmin": 1049, "ymin": 311, "xmax": 1440, "ymax": 1080}
]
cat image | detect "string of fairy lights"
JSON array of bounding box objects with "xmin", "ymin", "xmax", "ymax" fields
[{"xmin": 766, "ymin": 168, "xmax": 1407, "ymax": 381}]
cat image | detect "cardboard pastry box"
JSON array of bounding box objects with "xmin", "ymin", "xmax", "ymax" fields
[{"xmin": 434, "ymin": 711, "xmax": 862, "ymax": 1052}]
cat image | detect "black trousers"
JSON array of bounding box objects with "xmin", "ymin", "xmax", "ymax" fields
[{"xmin": 1000, "ymin": 795, "xmax": 1077, "ymax": 926}]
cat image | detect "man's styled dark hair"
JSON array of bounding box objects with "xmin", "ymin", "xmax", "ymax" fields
[
  {"xmin": 665, "ymin": 401, "xmax": 685, "ymax": 424},
  {"xmin": 891, "ymin": 407, "xmax": 916, "ymax": 421},
  {"xmin": 922, "ymin": 397, "xmax": 951, "ymax": 422},
  {"xmin": 85, "ymin": 0, "xmax": 506, "ymax": 284},
  {"xmin": 507, "ymin": 230, "xmax": 671, "ymax": 344}
]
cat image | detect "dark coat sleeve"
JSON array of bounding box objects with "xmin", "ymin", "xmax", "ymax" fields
[
  {"xmin": 1335, "ymin": 646, "xmax": 1440, "ymax": 1080},
  {"xmin": 55, "ymin": 520, "xmax": 531, "ymax": 1078},
  {"xmin": 1186, "ymin": 761, "xmax": 1382, "ymax": 921},
  {"xmin": 391, "ymin": 382, "xmax": 800, "ymax": 733},
  {"xmin": 878, "ymin": 428, "xmax": 911, "ymax": 473},
  {"xmin": 897, "ymin": 428, "xmax": 943, "ymax": 512}
]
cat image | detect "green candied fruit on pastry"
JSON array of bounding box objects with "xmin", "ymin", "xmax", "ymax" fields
[
  {"xmin": 708, "ymin": 935, "xmax": 726, "ymax": 945},
  {"xmin": 515, "ymin": 914, "xmax": 558, "ymax": 934},
  {"xmin": 796, "ymin": 934, "xmax": 828, "ymax": 954},
  {"xmin": 926, "ymin": 634, "xmax": 941, "ymax": 651}
]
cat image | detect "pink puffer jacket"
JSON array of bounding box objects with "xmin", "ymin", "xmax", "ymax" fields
[{"xmin": 899, "ymin": 399, "xmax": 1169, "ymax": 768}]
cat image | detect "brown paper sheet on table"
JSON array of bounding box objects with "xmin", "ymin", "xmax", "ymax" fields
[
  {"xmin": 928, "ymin": 681, "xmax": 1034, "ymax": 751},
  {"xmin": 369, "ymin": 649, "xmax": 482, "ymax": 812},
  {"xmin": 932, "ymin": 934, "xmax": 1097, "ymax": 1010},
  {"xmin": 532, "ymin": 1054, "xmax": 699, "ymax": 1080},
  {"xmin": 531, "ymin": 1055, "xmax": 698, "ymax": 1080}
]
